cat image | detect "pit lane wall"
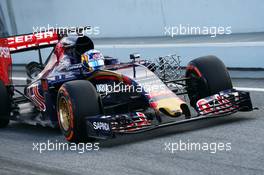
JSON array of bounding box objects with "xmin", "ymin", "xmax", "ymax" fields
[
  {"xmin": 1, "ymin": 0, "xmax": 264, "ymax": 37},
  {"xmin": 0, "ymin": 0, "xmax": 263, "ymax": 68}
]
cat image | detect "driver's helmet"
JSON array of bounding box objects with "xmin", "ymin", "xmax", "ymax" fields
[{"xmin": 81, "ymin": 49, "xmax": 105, "ymax": 71}]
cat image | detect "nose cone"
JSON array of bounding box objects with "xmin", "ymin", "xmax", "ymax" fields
[{"xmin": 156, "ymin": 97, "xmax": 184, "ymax": 117}]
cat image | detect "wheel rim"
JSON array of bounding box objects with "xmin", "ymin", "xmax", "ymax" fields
[{"xmin": 58, "ymin": 97, "xmax": 71, "ymax": 131}]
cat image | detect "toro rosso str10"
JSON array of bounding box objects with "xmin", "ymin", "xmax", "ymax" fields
[{"xmin": 0, "ymin": 28, "xmax": 253, "ymax": 142}]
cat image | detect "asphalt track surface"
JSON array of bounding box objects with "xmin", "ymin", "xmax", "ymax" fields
[{"xmin": 0, "ymin": 71, "xmax": 264, "ymax": 175}]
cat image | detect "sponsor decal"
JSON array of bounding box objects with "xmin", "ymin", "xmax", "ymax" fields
[
  {"xmin": 7, "ymin": 31, "xmax": 58, "ymax": 51},
  {"xmin": 28, "ymin": 85, "xmax": 46, "ymax": 111},
  {"xmin": 66, "ymin": 63, "xmax": 83, "ymax": 71},
  {"xmin": 93, "ymin": 122, "xmax": 110, "ymax": 131},
  {"xmin": 0, "ymin": 47, "xmax": 10, "ymax": 58}
]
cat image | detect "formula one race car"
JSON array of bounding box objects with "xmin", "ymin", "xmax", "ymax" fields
[{"xmin": 0, "ymin": 27, "xmax": 253, "ymax": 142}]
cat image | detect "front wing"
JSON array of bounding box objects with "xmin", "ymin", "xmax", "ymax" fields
[{"xmin": 83, "ymin": 89, "xmax": 253, "ymax": 139}]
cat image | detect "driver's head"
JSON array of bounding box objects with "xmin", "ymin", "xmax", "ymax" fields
[{"xmin": 81, "ymin": 49, "xmax": 105, "ymax": 71}]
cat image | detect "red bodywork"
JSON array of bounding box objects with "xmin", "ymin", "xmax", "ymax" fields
[
  {"xmin": 0, "ymin": 31, "xmax": 60, "ymax": 86},
  {"xmin": 0, "ymin": 38, "xmax": 12, "ymax": 85}
]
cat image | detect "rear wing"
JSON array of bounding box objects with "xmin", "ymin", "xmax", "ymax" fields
[
  {"xmin": 0, "ymin": 31, "xmax": 60, "ymax": 85},
  {"xmin": 0, "ymin": 26, "xmax": 90, "ymax": 85},
  {"xmin": 6, "ymin": 31, "xmax": 60, "ymax": 54},
  {"xmin": 1, "ymin": 26, "xmax": 91, "ymax": 54}
]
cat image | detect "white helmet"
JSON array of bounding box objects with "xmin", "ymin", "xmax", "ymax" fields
[{"xmin": 81, "ymin": 49, "xmax": 105, "ymax": 71}]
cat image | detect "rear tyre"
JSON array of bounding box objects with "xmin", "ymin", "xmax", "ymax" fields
[
  {"xmin": 0, "ymin": 80, "xmax": 11, "ymax": 128},
  {"xmin": 57, "ymin": 80, "xmax": 101, "ymax": 143},
  {"xmin": 186, "ymin": 55, "xmax": 233, "ymax": 108}
]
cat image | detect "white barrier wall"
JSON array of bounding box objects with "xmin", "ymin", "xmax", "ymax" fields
[
  {"xmin": 1, "ymin": 0, "xmax": 264, "ymax": 37},
  {"xmin": 0, "ymin": 0, "xmax": 264, "ymax": 67}
]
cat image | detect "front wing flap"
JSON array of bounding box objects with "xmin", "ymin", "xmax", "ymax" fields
[{"xmin": 196, "ymin": 89, "xmax": 253, "ymax": 116}]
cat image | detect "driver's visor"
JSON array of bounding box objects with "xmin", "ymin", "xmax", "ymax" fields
[{"xmin": 88, "ymin": 59, "xmax": 104, "ymax": 68}]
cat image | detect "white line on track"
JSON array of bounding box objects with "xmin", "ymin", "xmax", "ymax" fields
[
  {"xmin": 234, "ymin": 87, "xmax": 264, "ymax": 92},
  {"xmin": 12, "ymin": 77, "xmax": 264, "ymax": 92},
  {"xmin": 96, "ymin": 41, "xmax": 264, "ymax": 49}
]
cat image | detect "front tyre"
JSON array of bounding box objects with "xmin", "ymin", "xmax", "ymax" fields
[
  {"xmin": 186, "ymin": 55, "xmax": 233, "ymax": 108},
  {"xmin": 57, "ymin": 80, "xmax": 101, "ymax": 143}
]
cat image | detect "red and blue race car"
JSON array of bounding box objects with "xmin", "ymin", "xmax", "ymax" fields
[{"xmin": 0, "ymin": 28, "xmax": 253, "ymax": 142}]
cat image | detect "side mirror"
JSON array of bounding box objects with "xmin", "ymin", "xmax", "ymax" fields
[
  {"xmin": 130, "ymin": 53, "xmax": 140, "ymax": 78},
  {"xmin": 130, "ymin": 53, "xmax": 140, "ymax": 60}
]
